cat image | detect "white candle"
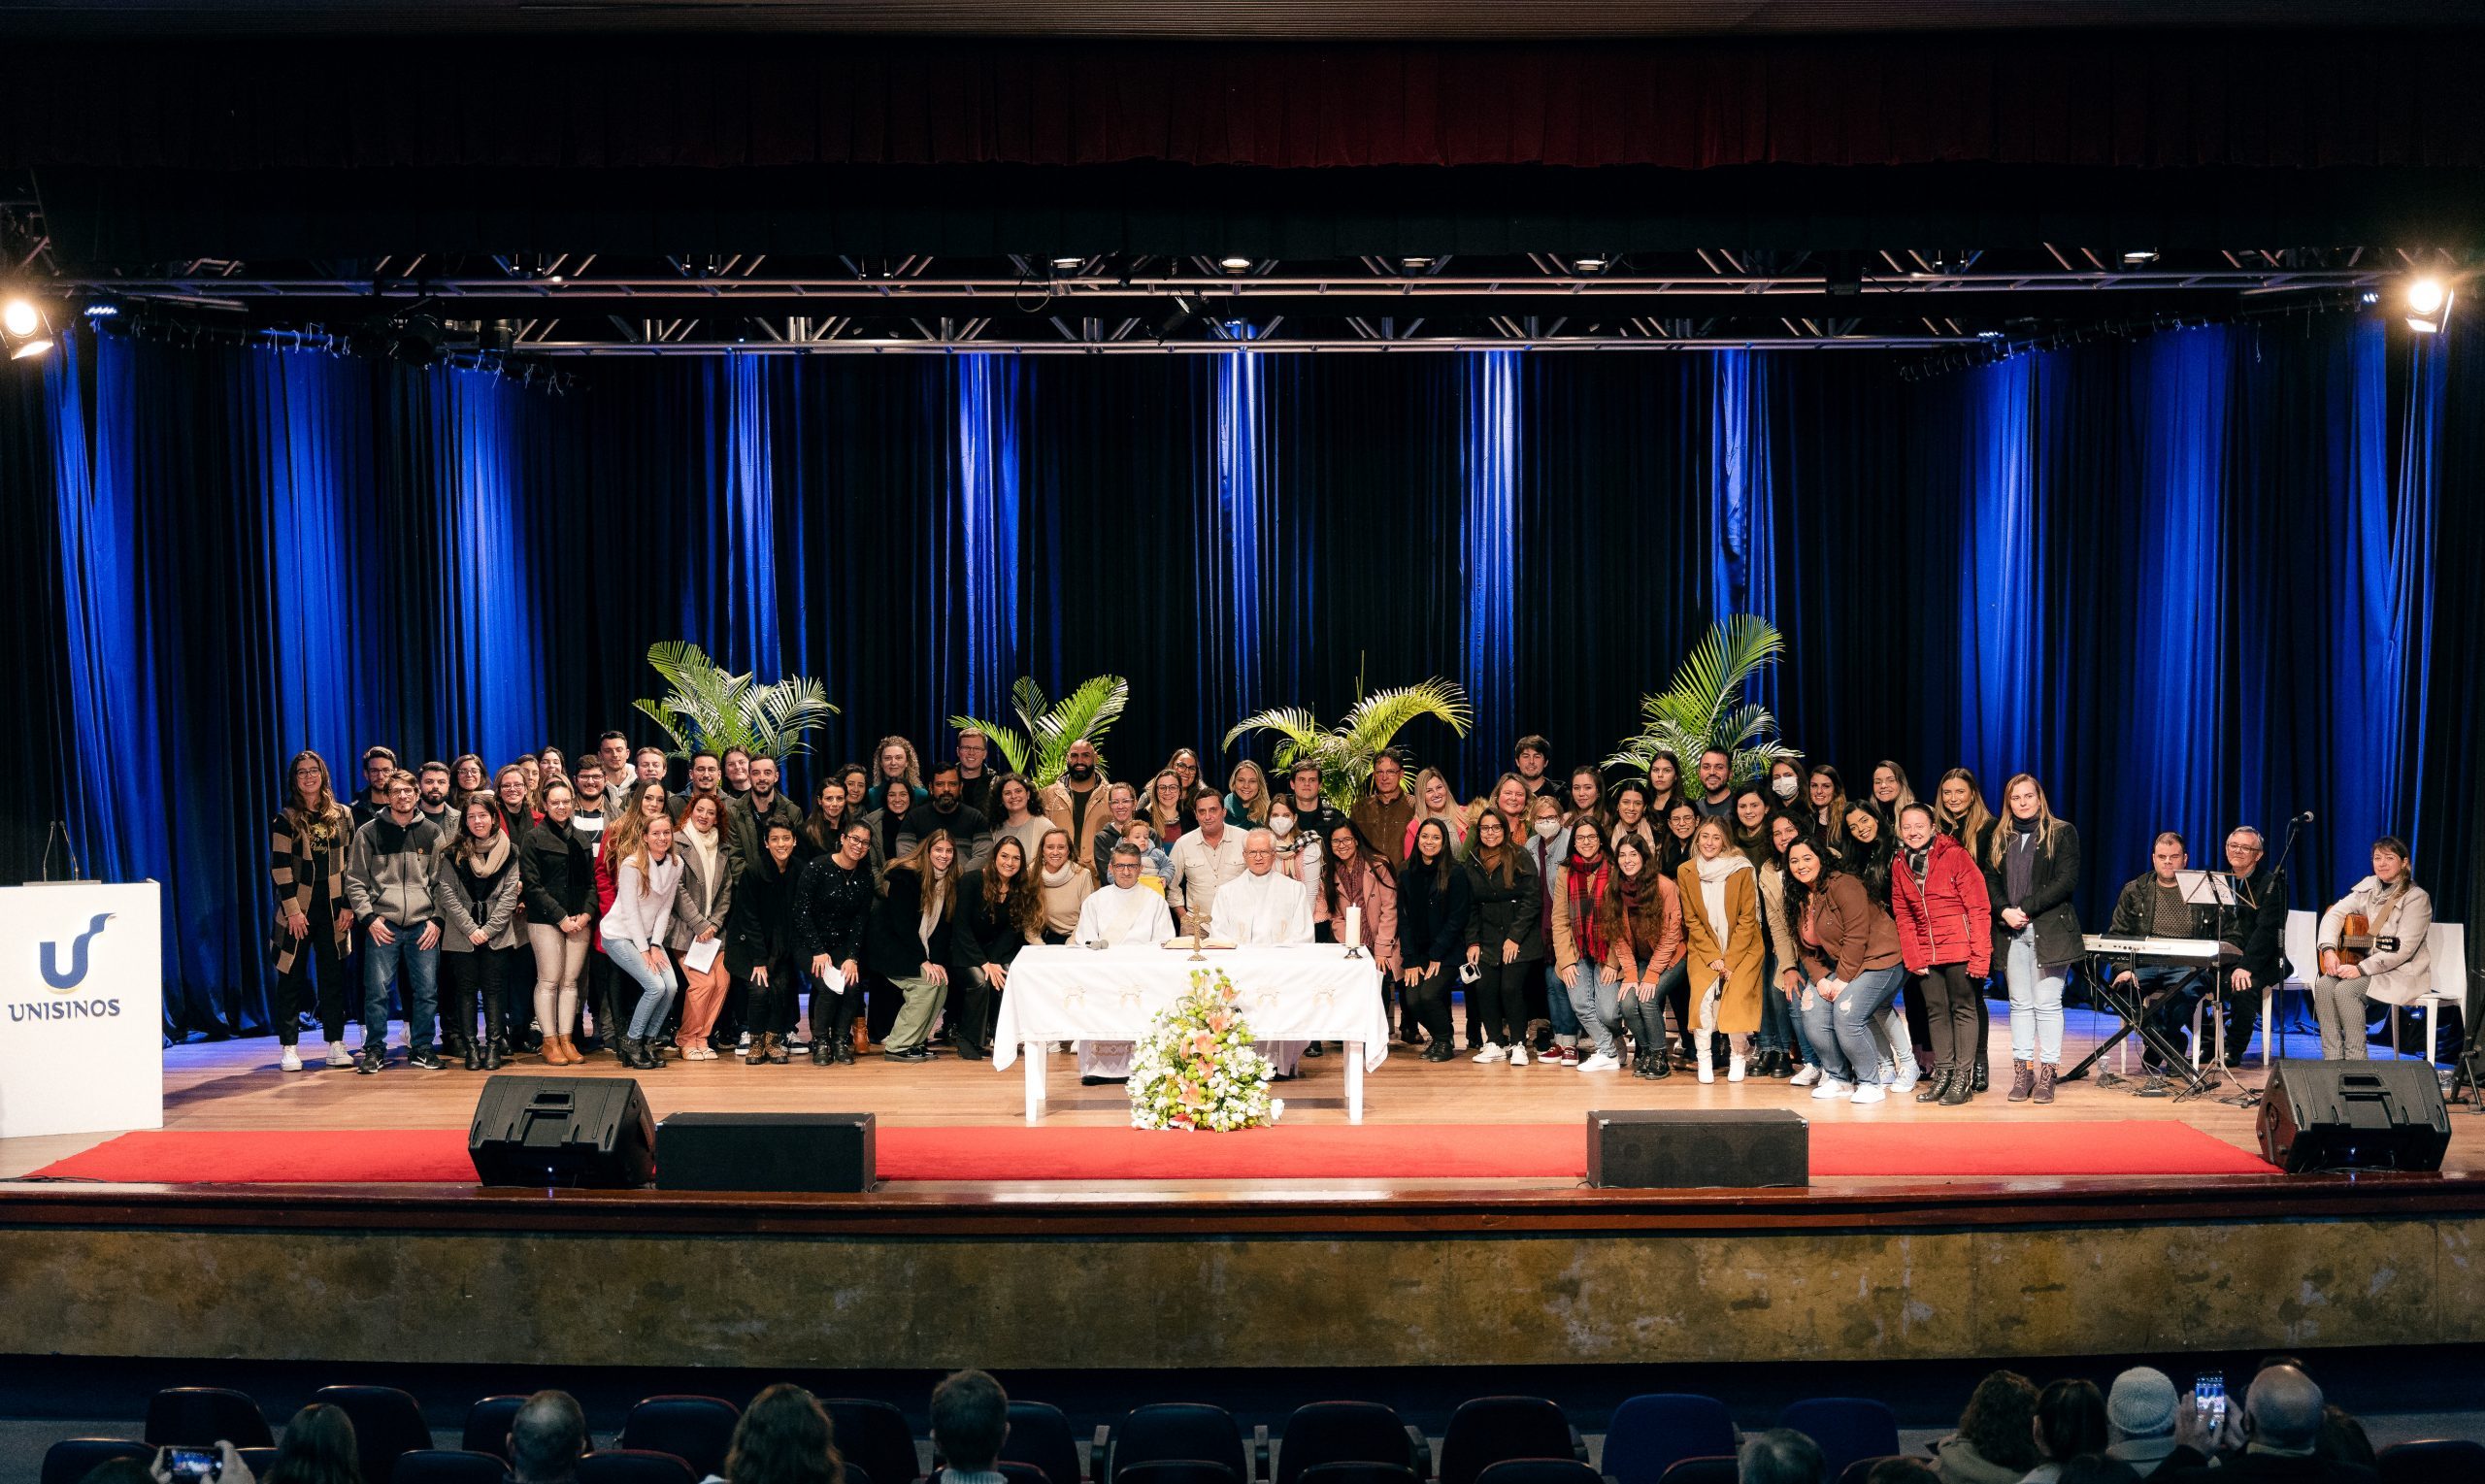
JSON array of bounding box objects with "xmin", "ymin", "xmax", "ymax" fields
[{"xmin": 1345, "ymin": 904, "xmax": 1363, "ymax": 949}]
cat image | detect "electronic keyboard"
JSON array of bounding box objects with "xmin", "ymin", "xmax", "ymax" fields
[{"xmin": 2082, "ymin": 935, "xmax": 2229, "ymax": 962}]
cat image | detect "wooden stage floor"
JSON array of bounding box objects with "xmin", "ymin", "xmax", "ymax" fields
[{"xmin": 7, "ymin": 1016, "xmax": 2481, "ymax": 1188}]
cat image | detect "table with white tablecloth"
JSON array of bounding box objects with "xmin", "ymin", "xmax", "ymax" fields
[{"xmin": 993, "ymin": 943, "xmax": 1392, "ymax": 1123}]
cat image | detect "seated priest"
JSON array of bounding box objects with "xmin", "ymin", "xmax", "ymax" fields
[
  {"xmin": 1070, "ymin": 842, "xmax": 1177, "ymax": 1083},
  {"xmin": 1216, "ymin": 828, "xmax": 1317, "ymax": 1076}
]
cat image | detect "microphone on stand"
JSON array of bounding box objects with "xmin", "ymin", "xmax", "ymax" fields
[{"xmin": 2293, "ymin": 810, "xmax": 2315, "ymax": 825}]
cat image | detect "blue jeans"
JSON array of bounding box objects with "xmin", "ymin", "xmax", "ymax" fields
[
  {"xmin": 1542, "ymin": 964, "xmax": 1581, "ymax": 1044},
  {"xmin": 607, "ymin": 938, "xmax": 680, "ymax": 1039},
  {"xmin": 1566, "ymin": 964, "xmax": 1623, "ymax": 1057},
  {"xmin": 362, "ymin": 922, "xmax": 440, "ymax": 1056},
  {"xmin": 2005, "ymin": 929, "xmax": 2068, "ymax": 1065},
  {"xmin": 1796, "ymin": 965, "xmax": 1909, "ymax": 1084}
]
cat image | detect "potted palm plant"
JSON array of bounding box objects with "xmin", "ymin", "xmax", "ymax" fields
[
  {"xmin": 1607, "ymin": 615, "xmax": 1798, "ymax": 784},
  {"xmin": 947, "ymin": 675, "xmax": 1132, "ymax": 788},
  {"xmin": 631, "ymin": 641, "xmax": 840, "ymax": 761},
  {"xmin": 1223, "ymin": 678, "xmax": 1474, "ymax": 811}
]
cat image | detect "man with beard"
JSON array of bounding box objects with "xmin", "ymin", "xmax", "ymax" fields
[
  {"xmin": 1512, "ymin": 735, "xmax": 1562, "ymax": 804},
  {"xmin": 926, "ymin": 761, "xmax": 993, "ymax": 870},
  {"xmin": 596, "ymin": 731, "xmax": 635, "ymax": 814},
  {"xmin": 1040, "ymin": 737, "xmax": 1110, "ymax": 872},
  {"xmin": 351, "ymin": 745, "xmax": 400, "ymax": 828},
  {"xmin": 1694, "ymin": 747, "xmax": 1736, "ymax": 819},
  {"xmin": 414, "ymin": 760, "xmax": 456, "ymax": 826}
]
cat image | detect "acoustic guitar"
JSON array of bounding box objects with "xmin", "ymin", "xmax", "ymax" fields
[{"xmin": 2333, "ymin": 912, "xmax": 2402, "ymax": 969}]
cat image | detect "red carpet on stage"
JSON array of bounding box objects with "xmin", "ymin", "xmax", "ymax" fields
[{"xmin": 28, "ymin": 1120, "xmax": 2275, "ymax": 1185}]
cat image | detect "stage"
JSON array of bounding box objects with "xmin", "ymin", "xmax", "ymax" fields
[{"xmin": 4, "ymin": 1023, "xmax": 2484, "ymax": 1374}]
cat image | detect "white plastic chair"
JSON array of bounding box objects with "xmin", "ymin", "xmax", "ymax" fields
[
  {"xmin": 2387, "ymin": 921, "xmax": 2467, "ymax": 1067},
  {"xmin": 2190, "ymin": 908, "xmax": 2319, "ymax": 1068}
]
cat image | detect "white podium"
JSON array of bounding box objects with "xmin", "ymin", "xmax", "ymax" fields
[{"xmin": 0, "ymin": 880, "xmax": 165, "ymax": 1139}]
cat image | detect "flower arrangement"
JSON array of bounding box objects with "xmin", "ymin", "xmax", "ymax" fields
[{"xmin": 1128, "ymin": 969, "xmax": 1282, "ymax": 1132}]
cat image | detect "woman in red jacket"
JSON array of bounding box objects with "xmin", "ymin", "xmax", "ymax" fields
[{"xmin": 1890, "ymin": 802, "xmax": 1993, "ymax": 1105}]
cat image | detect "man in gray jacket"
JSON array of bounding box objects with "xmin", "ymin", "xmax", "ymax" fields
[{"xmin": 344, "ymin": 770, "xmax": 446, "ymax": 1072}]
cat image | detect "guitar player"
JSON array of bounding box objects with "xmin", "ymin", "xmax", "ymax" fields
[
  {"xmin": 2107, "ymin": 832, "xmax": 2226, "ymax": 1094},
  {"xmin": 2312, "ymin": 837, "xmax": 2435, "ymax": 1061}
]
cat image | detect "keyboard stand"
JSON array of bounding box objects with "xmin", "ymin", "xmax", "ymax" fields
[{"xmin": 2064, "ymin": 957, "xmax": 2220, "ymax": 1097}]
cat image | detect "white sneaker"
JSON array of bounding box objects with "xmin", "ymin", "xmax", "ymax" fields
[
  {"xmin": 1851, "ymin": 1082, "xmax": 1888, "ymax": 1105},
  {"xmin": 1509, "ymin": 1043, "xmax": 1530, "ymax": 1066},
  {"xmin": 1889, "ymin": 1064, "xmax": 1922, "ymax": 1095},
  {"xmin": 1811, "ymin": 1077, "xmax": 1856, "ymax": 1100},
  {"xmin": 1696, "ymin": 1055, "xmax": 1715, "ymax": 1084},
  {"xmin": 323, "ymin": 1043, "xmax": 353, "ymax": 1068},
  {"xmin": 1790, "ymin": 1063, "xmax": 1823, "ymax": 1087},
  {"xmin": 280, "ymin": 1046, "xmax": 302, "ymax": 1072},
  {"xmin": 1472, "ymin": 1042, "xmax": 1507, "ymax": 1064},
  {"xmin": 1727, "ymin": 1054, "xmax": 1748, "ymax": 1082},
  {"xmin": 1576, "ymin": 1051, "xmax": 1621, "ymax": 1072},
  {"xmin": 738, "ymin": 1031, "xmax": 752, "ymax": 1051}
]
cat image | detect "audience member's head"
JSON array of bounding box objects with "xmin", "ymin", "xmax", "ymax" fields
[
  {"xmin": 1739, "ymin": 1428, "xmax": 1824, "ymax": 1484},
  {"xmin": 266, "ymin": 1403, "xmax": 361, "ymax": 1484},
  {"xmin": 1863, "ymin": 1462, "xmax": 1937, "ymax": 1484},
  {"xmin": 1954, "ymin": 1369, "xmax": 2041, "ymax": 1471},
  {"xmin": 729, "ymin": 1384, "xmax": 846, "ymax": 1484},
  {"xmin": 510, "ymin": 1391, "xmax": 589, "ymax": 1484},
  {"xmin": 2036, "ymin": 1380, "xmax": 2109, "ymax": 1464},
  {"xmin": 2242, "ymin": 1366, "xmax": 2323, "ymax": 1455},
  {"xmin": 2105, "ymin": 1368, "xmax": 2178, "ymax": 1446},
  {"xmin": 2314, "ymin": 1405, "xmax": 2373, "ymax": 1468},
  {"xmin": 929, "ymin": 1370, "xmax": 1011, "ymax": 1473},
  {"xmin": 2054, "ymin": 1457, "xmax": 2139, "ymax": 1484}
]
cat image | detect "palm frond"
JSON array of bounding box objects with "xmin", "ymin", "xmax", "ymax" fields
[
  {"xmin": 1009, "ymin": 677, "xmax": 1051, "ymax": 740},
  {"xmin": 1608, "ymin": 615, "xmax": 1792, "ymax": 781},
  {"xmin": 1337, "ymin": 679, "xmax": 1473, "ymax": 755},
  {"xmin": 636, "ymin": 641, "xmax": 836, "ymax": 761},
  {"xmin": 1030, "ymin": 674, "xmax": 1130, "ymax": 784},
  {"xmin": 1222, "ymin": 706, "xmax": 1328, "ymax": 755},
  {"xmin": 631, "ymin": 697, "xmax": 692, "ymax": 755},
  {"xmin": 753, "ymin": 677, "xmax": 841, "ymax": 758}
]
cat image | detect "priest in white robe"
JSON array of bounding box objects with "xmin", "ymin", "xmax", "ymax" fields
[
  {"xmin": 1217, "ymin": 829, "xmax": 1317, "ymax": 1075},
  {"xmin": 1070, "ymin": 842, "xmax": 1177, "ymax": 1081}
]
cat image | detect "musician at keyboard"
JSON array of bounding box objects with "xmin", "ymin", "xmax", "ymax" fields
[
  {"xmin": 2311, "ymin": 836, "xmax": 2435, "ymax": 1062},
  {"xmin": 2105, "ymin": 832, "xmax": 2226, "ymax": 1093}
]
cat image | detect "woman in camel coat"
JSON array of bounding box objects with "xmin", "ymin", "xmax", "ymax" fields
[{"xmin": 1675, "ymin": 814, "xmax": 1764, "ymax": 1083}]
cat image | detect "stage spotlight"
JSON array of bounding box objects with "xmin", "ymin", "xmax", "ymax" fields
[
  {"xmin": 3, "ymin": 296, "xmax": 51, "ymax": 360},
  {"xmin": 1573, "ymin": 256, "xmax": 1609, "ymax": 274},
  {"xmin": 2406, "ymin": 276, "xmax": 2452, "ymax": 333},
  {"xmin": 1218, "ymin": 255, "xmax": 1254, "ymax": 273},
  {"xmin": 1049, "ymin": 255, "xmax": 1084, "ymax": 270},
  {"xmin": 1401, "ymin": 256, "xmax": 1435, "ymax": 270},
  {"xmin": 2362, "ymin": 291, "xmax": 2382, "ymax": 306},
  {"xmin": 2, "ymin": 298, "xmax": 37, "ymax": 337},
  {"xmin": 2122, "ymin": 248, "xmax": 2160, "ymax": 265}
]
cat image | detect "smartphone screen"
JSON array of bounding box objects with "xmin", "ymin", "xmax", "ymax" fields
[
  {"xmin": 2194, "ymin": 1371, "xmax": 2227, "ymax": 1429},
  {"xmin": 168, "ymin": 1450, "xmax": 218, "ymax": 1481}
]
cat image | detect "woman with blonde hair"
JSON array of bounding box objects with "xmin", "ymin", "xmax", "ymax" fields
[
  {"xmin": 1143, "ymin": 769, "xmax": 1190, "ymax": 846},
  {"xmin": 1224, "ymin": 760, "xmax": 1274, "ymax": 826},
  {"xmin": 1932, "ymin": 766, "xmax": 1999, "ymax": 1090},
  {"xmin": 519, "ymin": 779, "xmax": 596, "ymax": 1066},
  {"xmin": 1676, "ymin": 815, "xmax": 1763, "ymax": 1082},
  {"xmin": 269, "ymin": 750, "xmax": 356, "ymax": 1072},
  {"xmin": 1989, "ymin": 774, "xmax": 2082, "ymax": 1104},
  {"xmin": 1404, "ymin": 766, "xmax": 1469, "ymax": 859},
  {"xmin": 601, "ymin": 810, "xmax": 683, "ymax": 1070},
  {"xmin": 870, "ymin": 829, "xmax": 967, "ymax": 1062},
  {"xmin": 1034, "ymin": 827, "xmax": 1094, "ymax": 943}
]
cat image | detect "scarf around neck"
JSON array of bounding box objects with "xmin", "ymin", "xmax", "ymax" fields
[{"xmin": 1693, "ymin": 850, "xmax": 1751, "ymax": 940}]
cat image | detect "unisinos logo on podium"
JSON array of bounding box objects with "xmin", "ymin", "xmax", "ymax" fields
[{"xmin": 0, "ymin": 881, "xmax": 164, "ymax": 1138}]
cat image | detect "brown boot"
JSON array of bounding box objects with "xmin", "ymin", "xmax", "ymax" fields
[
  {"xmin": 2006, "ymin": 1060, "xmax": 2035, "ymax": 1102},
  {"xmin": 543, "ymin": 1035, "xmax": 566, "ymax": 1065},
  {"xmin": 852, "ymin": 1020, "xmax": 875, "ymax": 1057},
  {"xmin": 2034, "ymin": 1063, "xmax": 2057, "ymax": 1105}
]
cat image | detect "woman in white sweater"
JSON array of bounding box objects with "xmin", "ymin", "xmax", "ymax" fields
[
  {"xmin": 2313, "ymin": 836, "xmax": 2435, "ymax": 1061},
  {"xmin": 601, "ymin": 812, "xmax": 684, "ymax": 1070}
]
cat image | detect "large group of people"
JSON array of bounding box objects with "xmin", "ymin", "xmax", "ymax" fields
[{"xmin": 265, "ymin": 724, "xmax": 2439, "ymax": 1099}]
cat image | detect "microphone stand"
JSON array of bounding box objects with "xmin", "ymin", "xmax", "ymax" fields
[{"xmin": 2267, "ymin": 813, "xmax": 2309, "ymax": 1071}]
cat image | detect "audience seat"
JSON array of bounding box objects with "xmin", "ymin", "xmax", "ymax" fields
[
  {"xmin": 1837, "ymin": 1459, "xmax": 1907, "ymax": 1484},
  {"xmin": 1106, "ymin": 1404, "xmax": 1251, "ymax": 1484},
  {"xmin": 1656, "ymin": 1459, "xmax": 1737, "ymax": 1484},
  {"xmin": 1276, "ymin": 1402, "xmax": 1426, "ymax": 1484},
  {"xmin": 1002, "ymin": 1402, "xmax": 1085, "ymax": 1484},
  {"xmin": 1118, "ymin": 1464, "xmax": 1242, "ymax": 1484},
  {"xmin": 578, "ymin": 1449, "xmax": 697, "ymax": 1484},
  {"xmin": 1000, "ymin": 1465, "xmax": 1054, "ymax": 1484},
  {"xmin": 463, "ymin": 1396, "xmax": 529, "ymax": 1461},
  {"xmin": 1771, "ymin": 1401, "xmax": 1898, "ymax": 1484},
  {"xmin": 1438, "ymin": 1398, "xmax": 1578, "ymax": 1484},
  {"xmin": 1602, "ymin": 1395, "xmax": 1737, "ymax": 1484},
  {"xmin": 311, "ymin": 1386, "xmax": 434, "ymax": 1484},
  {"xmin": 2376, "ymin": 1438, "xmax": 2485, "ymax": 1484},
  {"xmin": 623, "ymin": 1396, "xmax": 741, "ymax": 1479},
  {"xmin": 1474, "ymin": 1462, "xmax": 1601, "ymax": 1484},
  {"xmin": 145, "ymin": 1389, "xmax": 275, "ymax": 1449},
  {"xmin": 394, "ymin": 1451, "xmax": 512, "ymax": 1484},
  {"xmin": 43, "ymin": 1439, "xmax": 152, "ymax": 1484},
  {"xmin": 1297, "ymin": 1466, "xmax": 1420, "ymax": 1484},
  {"xmin": 822, "ymin": 1399, "xmax": 923, "ymax": 1484}
]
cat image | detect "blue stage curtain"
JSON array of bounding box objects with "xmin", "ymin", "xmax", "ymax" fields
[{"xmin": 4, "ymin": 316, "xmax": 2478, "ymax": 1022}]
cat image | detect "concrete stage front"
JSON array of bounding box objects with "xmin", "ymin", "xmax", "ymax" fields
[{"xmin": 2, "ymin": 1034, "xmax": 2480, "ymax": 1372}]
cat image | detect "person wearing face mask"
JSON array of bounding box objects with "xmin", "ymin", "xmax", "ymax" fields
[
  {"xmin": 1891, "ymin": 802, "xmax": 1993, "ymax": 1105},
  {"xmin": 1524, "ymin": 792, "xmax": 1585, "ymax": 1063},
  {"xmin": 1266, "ymin": 798, "xmax": 1324, "ymax": 918},
  {"xmin": 1767, "ymin": 759, "xmax": 1805, "ymax": 812},
  {"xmin": 2312, "ymin": 837, "xmax": 2435, "ymax": 1061},
  {"xmin": 1040, "ymin": 738, "xmax": 1110, "ymax": 873}
]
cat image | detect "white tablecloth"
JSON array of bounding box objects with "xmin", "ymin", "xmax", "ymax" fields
[
  {"xmin": 994, "ymin": 943, "xmax": 1392, "ymax": 1124},
  {"xmin": 996, "ymin": 943, "xmax": 1392, "ymax": 1071}
]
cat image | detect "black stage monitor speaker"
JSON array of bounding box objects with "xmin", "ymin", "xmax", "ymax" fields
[
  {"xmin": 655, "ymin": 1111, "xmax": 878, "ymax": 1193},
  {"xmin": 469, "ymin": 1074, "xmax": 655, "ymax": 1188},
  {"xmin": 1588, "ymin": 1108, "xmax": 1808, "ymax": 1189},
  {"xmin": 2257, "ymin": 1059, "xmax": 2450, "ymax": 1173}
]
